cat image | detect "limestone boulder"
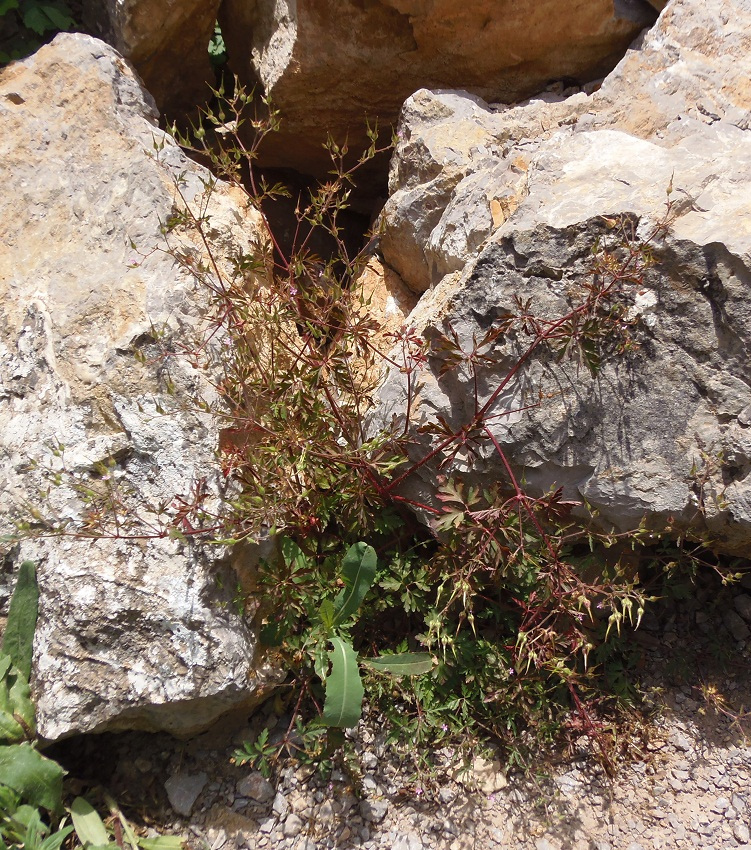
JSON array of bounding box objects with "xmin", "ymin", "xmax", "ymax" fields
[
  {"xmin": 82, "ymin": 0, "xmax": 221, "ymax": 116},
  {"xmin": 219, "ymin": 0, "xmax": 656, "ymax": 180},
  {"xmin": 0, "ymin": 34, "xmax": 273, "ymax": 740},
  {"xmin": 373, "ymin": 0, "xmax": 751, "ymax": 553}
]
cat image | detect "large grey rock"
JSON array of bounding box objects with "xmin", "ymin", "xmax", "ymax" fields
[
  {"xmin": 0, "ymin": 34, "xmax": 273, "ymax": 740},
  {"xmin": 374, "ymin": 0, "xmax": 751, "ymax": 553},
  {"xmin": 82, "ymin": 0, "xmax": 220, "ymax": 115},
  {"xmin": 220, "ymin": 0, "xmax": 656, "ymax": 180}
]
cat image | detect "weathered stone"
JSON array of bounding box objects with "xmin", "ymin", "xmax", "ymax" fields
[
  {"xmin": 360, "ymin": 798, "xmax": 389, "ymax": 824},
  {"xmin": 0, "ymin": 34, "xmax": 273, "ymax": 740},
  {"xmin": 237, "ymin": 772, "xmax": 275, "ymax": 804},
  {"xmin": 453, "ymin": 754, "xmax": 508, "ymax": 795},
  {"xmin": 165, "ymin": 772, "xmax": 208, "ymax": 817},
  {"xmin": 735, "ymin": 594, "xmax": 751, "ymax": 623},
  {"xmin": 82, "ymin": 0, "xmax": 220, "ymax": 115},
  {"xmin": 374, "ymin": 0, "xmax": 751, "ymax": 552},
  {"xmin": 282, "ymin": 813, "xmax": 304, "ymax": 837},
  {"xmin": 220, "ymin": 0, "xmax": 656, "ymax": 179},
  {"xmin": 724, "ymin": 610, "xmax": 751, "ymax": 642}
]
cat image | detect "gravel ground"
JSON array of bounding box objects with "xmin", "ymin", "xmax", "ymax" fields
[{"xmin": 55, "ymin": 573, "xmax": 751, "ymax": 850}]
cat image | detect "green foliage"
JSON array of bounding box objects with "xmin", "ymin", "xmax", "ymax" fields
[
  {"xmin": 0, "ymin": 746, "xmax": 63, "ymax": 814},
  {"xmin": 68, "ymin": 796, "xmax": 184, "ymax": 850},
  {"xmin": 0, "ymin": 0, "xmax": 76, "ymax": 65},
  {"xmin": 0, "ymin": 655, "xmax": 35, "ymax": 743},
  {"xmin": 0, "ymin": 786, "xmax": 73, "ymax": 850},
  {"xmin": 362, "ymin": 653, "xmax": 434, "ymax": 675},
  {"xmin": 207, "ymin": 21, "xmax": 226, "ymax": 69},
  {"xmin": 232, "ymin": 727, "xmax": 276, "ymax": 778},
  {"xmin": 0, "ymin": 561, "xmax": 66, "ymax": 846},
  {"xmin": 331, "ymin": 543, "xmax": 377, "ymax": 627},
  {"xmin": 138, "ymin": 83, "xmax": 696, "ymax": 776},
  {"xmin": 19, "ymin": 74, "xmax": 710, "ymax": 779},
  {"xmin": 0, "ymin": 563, "xmax": 48, "ymax": 812},
  {"xmin": 2, "ymin": 561, "xmax": 38, "ymax": 682},
  {"xmin": 69, "ymin": 798, "xmax": 110, "ymax": 849},
  {"xmin": 322, "ymin": 637, "xmax": 363, "ymax": 728},
  {"xmin": 261, "ymin": 541, "xmax": 431, "ymax": 733}
]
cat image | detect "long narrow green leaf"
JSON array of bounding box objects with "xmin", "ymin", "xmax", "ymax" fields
[
  {"xmin": 70, "ymin": 798, "xmax": 111, "ymax": 848},
  {"xmin": 137, "ymin": 837, "xmax": 184, "ymax": 850},
  {"xmin": 0, "ymin": 663, "xmax": 36, "ymax": 743},
  {"xmin": 0, "ymin": 744, "xmax": 63, "ymax": 812},
  {"xmin": 39, "ymin": 826, "xmax": 75, "ymax": 850},
  {"xmin": 362, "ymin": 652, "xmax": 434, "ymax": 676},
  {"xmin": 3, "ymin": 665, "xmax": 36, "ymax": 740},
  {"xmin": 332, "ymin": 543, "xmax": 376, "ymax": 626},
  {"xmin": 322, "ymin": 638, "xmax": 363, "ymax": 728},
  {"xmin": 2, "ymin": 561, "xmax": 39, "ymax": 681}
]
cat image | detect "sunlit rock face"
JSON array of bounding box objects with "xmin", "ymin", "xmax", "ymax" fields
[
  {"xmin": 219, "ymin": 0, "xmax": 656, "ymax": 179},
  {"xmin": 373, "ymin": 0, "xmax": 751, "ymax": 554},
  {"xmin": 0, "ymin": 34, "xmax": 273, "ymax": 740}
]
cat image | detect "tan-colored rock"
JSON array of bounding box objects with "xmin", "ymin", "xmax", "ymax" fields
[
  {"xmin": 0, "ymin": 33, "xmax": 273, "ymax": 740},
  {"xmin": 220, "ymin": 0, "xmax": 656, "ymax": 179},
  {"xmin": 354, "ymin": 257, "xmax": 417, "ymax": 345},
  {"xmin": 82, "ymin": 0, "xmax": 220, "ymax": 116}
]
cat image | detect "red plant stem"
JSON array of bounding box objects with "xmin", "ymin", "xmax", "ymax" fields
[
  {"xmin": 385, "ymin": 223, "xmax": 657, "ymax": 494},
  {"xmin": 481, "ymin": 425, "xmax": 560, "ymax": 567}
]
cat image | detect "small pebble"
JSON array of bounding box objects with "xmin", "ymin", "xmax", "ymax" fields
[
  {"xmin": 734, "ymin": 593, "xmax": 751, "ymax": 622},
  {"xmin": 236, "ymin": 772, "xmax": 275, "ymax": 803},
  {"xmin": 164, "ymin": 772, "xmax": 207, "ymax": 817},
  {"xmin": 273, "ymin": 791, "xmax": 289, "ymax": 817},
  {"xmin": 360, "ymin": 799, "xmax": 389, "ymax": 824},
  {"xmin": 283, "ymin": 813, "xmax": 303, "ymax": 837}
]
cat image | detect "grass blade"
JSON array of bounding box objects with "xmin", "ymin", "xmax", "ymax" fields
[{"xmin": 362, "ymin": 652, "xmax": 434, "ymax": 676}]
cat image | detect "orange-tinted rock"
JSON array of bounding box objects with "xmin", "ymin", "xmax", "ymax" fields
[{"xmin": 220, "ymin": 0, "xmax": 656, "ymax": 178}]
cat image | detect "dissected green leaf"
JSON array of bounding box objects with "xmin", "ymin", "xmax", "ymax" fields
[
  {"xmin": 35, "ymin": 2, "xmax": 73, "ymax": 29},
  {"xmin": 2, "ymin": 561, "xmax": 39, "ymax": 681},
  {"xmin": 322, "ymin": 637, "xmax": 363, "ymax": 728},
  {"xmin": 362, "ymin": 652, "xmax": 434, "ymax": 676},
  {"xmin": 280, "ymin": 537, "xmax": 307, "ymax": 572},
  {"xmin": 332, "ymin": 543, "xmax": 376, "ymax": 626},
  {"xmin": 0, "ymin": 744, "xmax": 64, "ymax": 812},
  {"xmin": 70, "ymin": 797, "xmax": 111, "ymax": 848},
  {"xmin": 317, "ymin": 599, "xmax": 336, "ymax": 632},
  {"xmin": 21, "ymin": 2, "xmax": 73, "ymax": 34},
  {"xmin": 20, "ymin": 4, "xmax": 49, "ymax": 32},
  {"xmin": 0, "ymin": 0, "xmax": 19, "ymax": 15}
]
